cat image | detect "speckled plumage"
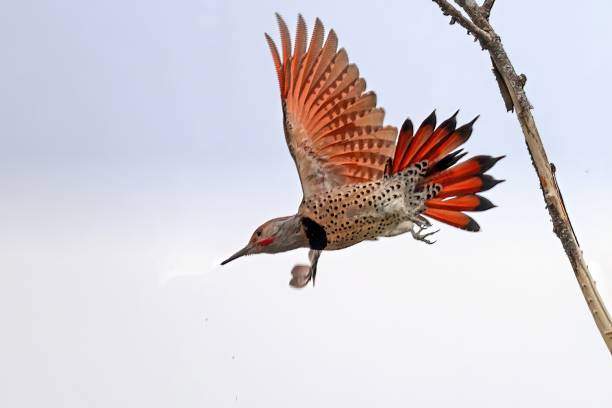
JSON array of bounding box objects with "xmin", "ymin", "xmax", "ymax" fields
[{"xmin": 300, "ymin": 162, "xmax": 439, "ymax": 250}]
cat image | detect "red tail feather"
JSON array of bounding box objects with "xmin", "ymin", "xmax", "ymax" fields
[
  {"xmin": 391, "ymin": 118, "xmax": 413, "ymax": 173},
  {"xmin": 423, "ymin": 208, "xmax": 480, "ymax": 231},
  {"xmin": 397, "ymin": 111, "xmax": 436, "ymax": 171},
  {"xmin": 422, "ymin": 117, "xmax": 477, "ymax": 164},
  {"xmin": 412, "ymin": 110, "xmax": 457, "ymax": 163},
  {"xmin": 389, "ymin": 112, "xmax": 504, "ymax": 232},
  {"xmin": 425, "ymin": 195, "xmax": 494, "ymax": 212},
  {"xmin": 436, "ymin": 175, "xmax": 503, "ymax": 199},
  {"xmin": 427, "ymin": 155, "xmax": 502, "ymax": 185}
]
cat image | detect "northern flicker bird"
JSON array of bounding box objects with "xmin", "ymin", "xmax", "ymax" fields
[{"xmin": 221, "ymin": 14, "xmax": 504, "ymax": 288}]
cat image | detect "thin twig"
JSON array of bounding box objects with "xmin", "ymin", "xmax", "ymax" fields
[
  {"xmin": 432, "ymin": 0, "xmax": 612, "ymax": 355},
  {"xmin": 455, "ymin": 0, "xmax": 490, "ymax": 28},
  {"xmin": 432, "ymin": 0, "xmax": 492, "ymax": 44},
  {"xmin": 482, "ymin": 0, "xmax": 496, "ymax": 18}
]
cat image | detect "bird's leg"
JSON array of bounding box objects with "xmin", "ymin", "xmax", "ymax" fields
[
  {"xmin": 411, "ymin": 223, "xmax": 439, "ymax": 245},
  {"xmin": 289, "ymin": 250, "xmax": 322, "ymax": 289},
  {"xmin": 412, "ymin": 214, "xmax": 431, "ymax": 229},
  {"xmin": 309, "ymin": 249, "xmax": 321, "ymax": 287}
]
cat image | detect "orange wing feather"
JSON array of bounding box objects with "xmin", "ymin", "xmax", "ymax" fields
[{"xmin": 266, "ymin": 14, "xmax": 397, "ymax": 198}]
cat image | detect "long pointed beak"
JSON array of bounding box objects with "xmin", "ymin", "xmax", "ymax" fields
[{"xmin": 220, "ymin": 245, "xmax": 250, "ymax": 265}]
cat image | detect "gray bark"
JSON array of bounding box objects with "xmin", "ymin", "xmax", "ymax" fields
[{"xmin": 432, "ymin": 0, "xmax": 612, "ymax": 355}]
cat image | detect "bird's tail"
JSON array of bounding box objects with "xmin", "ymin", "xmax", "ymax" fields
[{"xmin": 386, "ymin": 111, "xmax": 504, "ymax": 232}]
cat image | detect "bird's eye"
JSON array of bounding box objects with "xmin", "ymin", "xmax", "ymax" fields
[{"xmin": 256, "ymin": 230, "xmax": 262, "ymax": 237}]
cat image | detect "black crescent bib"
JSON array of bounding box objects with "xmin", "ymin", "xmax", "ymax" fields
[{"xmin": 301, "ymin": 217, "xmax": 328, "ymax": 250}]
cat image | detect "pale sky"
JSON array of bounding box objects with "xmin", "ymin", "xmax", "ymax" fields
[{"xmin": 2, "ymin": 0, "xmax": 612, "ymax": 407}]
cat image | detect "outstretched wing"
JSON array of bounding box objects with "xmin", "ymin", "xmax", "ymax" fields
[{"xmin": 265, "ymin": 14, "xmax": 397, "ymax": 199}]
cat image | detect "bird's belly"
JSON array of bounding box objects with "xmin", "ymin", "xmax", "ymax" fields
[
  {"xmin": 310, "ymin": 205, "xmax": 404, "ymax": 250},
  {"xmin": 299, "ymin": 177, "xmax": 414, "ymax": 250},
  {"xmin": 322, "ymin": 215, "xmax": 402, "ymax": 250}
]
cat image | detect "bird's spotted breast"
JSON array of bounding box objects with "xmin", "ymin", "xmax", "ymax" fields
[{"xmin": 299, "ymin": 176, "xmax": 416, "ymax": 250}]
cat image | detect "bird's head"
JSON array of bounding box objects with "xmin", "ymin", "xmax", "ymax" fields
[{"xmin": 221, "ymin": 215, "xmax": 307, "ymax": 265}]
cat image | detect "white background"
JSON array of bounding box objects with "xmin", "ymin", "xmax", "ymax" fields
[{"xmin": 2, "ymin": 0, "xmax": 611, "ymax": 406}]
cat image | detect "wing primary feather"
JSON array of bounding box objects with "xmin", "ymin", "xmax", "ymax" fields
[
  {"xmin": 290, "ymin": 15, "xmax": 307, "ymax": 106},
  {"xmin": 275, "ymin": 13, "xmax": 293, "ymax": 97},
  {"xmin": 264, "ymin": 33, "xmax": 284, "ymax": 95},
  {"xmin": 298, "ymin": 18, "xmax": 325, "ymax": 109},
  {"xmin": 266, "ymin": 15, "xmax": 395, "ymax": 198},
  {"xmin": 303, "ymin": 29, "xmax": 338, "ymax": 115}
]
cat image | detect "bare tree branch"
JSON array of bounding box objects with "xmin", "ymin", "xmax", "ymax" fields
[
  {"xmin": 490, "ymin": 56, "xmax": 514, "ymax": 111},
  {"xmin": 482, "ymin": 0, "xmax": 496, "ymax": 18},
  {"xmin": 432, "ymin": 0, "xmax": 612, "ymax": 355},
  {"xmin": 455, "ymin": 0, "xmax": 490, "ymax": 27},
  {"xmin": 432, "ymin": 0, "xmax": 491, "ymax": 44}
]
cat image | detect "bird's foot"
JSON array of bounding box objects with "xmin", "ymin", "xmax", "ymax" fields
[
  {"xmin": 289, "ymin": 250, "xmax": 321, "ymax": 289},
  {"xmin": 411, "ymin": 225, "xmax": 439, "ymax": 245},
  {"xmin": 289, "ymin": 264, "xmax": 312, "ymax": 288},
  {"xmin": 412, "ymin": 215, "xmax": 431, "ymax": 229}
]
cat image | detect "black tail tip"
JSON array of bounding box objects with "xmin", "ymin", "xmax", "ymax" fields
[
  {"xmin": 490, "ymin": 155, "xmax": 506, "ymax": 167},
  {"xmin": 421, "ymin": 110, "xmax": 437, "ymax": 128},
  {"xmin": 439, "ymin": 110, "xmax": 459, "ymax": 130},
  {"xmin": 476, "ymin": 154, "xmax": 506, "ymax": 173},
  {"xmin": 481, "ymin": 175, "xmax": 505, "ymax": 192},
  {"xmin": 458, "ymin": 115, "xmax": 480, "ymax": 133},
  {"xmin": 464, "ymin": 218, "xmax": 481, "ymax": 232},
  {"xmin": 400, "ymin": 118, "xmax": 413, "ymax": 134},
  {"xmin": 474, "ymin": 195, "xmax": 496, "ymax": 211}
]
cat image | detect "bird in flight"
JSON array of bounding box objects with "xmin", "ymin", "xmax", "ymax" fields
[{"xmin": 222, "ymin": 14, "xmax": 504, "ymax": 288}]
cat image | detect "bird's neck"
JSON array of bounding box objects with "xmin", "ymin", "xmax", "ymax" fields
[{"xmin": 273, "ymin": 214, "xmax": 312, "ymax": 252}]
